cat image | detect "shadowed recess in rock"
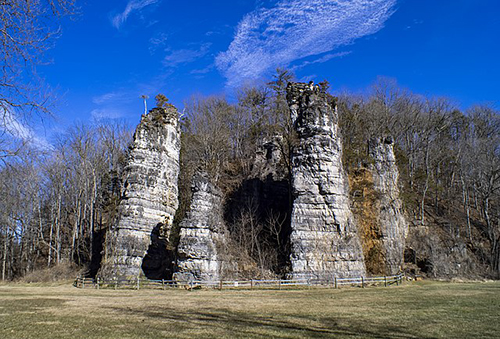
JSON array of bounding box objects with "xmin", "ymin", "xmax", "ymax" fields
[
  {"xmin": 142, "ymin": 223, "xmax": 175, "ymax": 280},
  {"xmin": 223, "ymin": 175, "xmax": 292, "ymax": 277}
]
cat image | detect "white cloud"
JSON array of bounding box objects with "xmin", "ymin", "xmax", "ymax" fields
[
  {"xmin": 112, "ymin": 0, "xmax": 161, "ymax": 29},
  {"xmin": 163, "ymin": 43, "xmax": 212, "ymax": 67},
  {"xmin": 216, "ymin": 0, "xmax": 397, "ymax": 87},
  {"xmin": 90, "ymin": 108, "xmax": 125, "ymax": 121},
  {"xmin": 149, "ymin": 33, "xmax": 168, "ymax": 54},
  {"xmin": 92, "ymin": 91, "xmax": 127, "ymax": 105},
  {"xmin": 292, "ymin": 51, "xmax": 352, "ymax": 71},
  {"xmin": 1, "ymin": 109, "xmax": 52, "ymax": 150},
  {"xmin": 190, "ymin": 64, "xmax": 215, "ymax": 75}
]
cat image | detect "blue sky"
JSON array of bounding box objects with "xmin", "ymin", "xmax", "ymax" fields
[{"xmin": 39, "ymin": 0, "xmax": 499, "ymax": 132}]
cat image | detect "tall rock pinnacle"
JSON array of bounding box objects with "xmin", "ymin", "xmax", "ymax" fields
[
  {"xmin": 99, "ymin": 107, "xmax": 180, "ymax": 280},
  {"xmin": 287, "ymin": 82, "xmax": 366, "ymax": 279},
  {"xmin": 369, "ymin": 136, "xmax": 408, "ymax": 274},
  {"xmin": 176, "ymin": 172, "xmax": 225, "ymax": 281}
]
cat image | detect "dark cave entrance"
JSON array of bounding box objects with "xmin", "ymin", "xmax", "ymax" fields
[
  {"xmin": 141, "ymin": 223, "xmax": 175, "ymax": 280},
  {"xmin": 223, "ymin": 175, "xmax": 293, "ymax": 277}
]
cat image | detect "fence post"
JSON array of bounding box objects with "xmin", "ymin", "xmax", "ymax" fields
[
  {"xmin": 250, "ymin": 279, "xmax": 253, "ymax": 290},
  {"xmin": 219, "ymin": 280, "xmax": 223, "ymax": 291},
  {"xmin": 279, "ymin": 279, "xmax": 281, "ymax": 290},
  {"xmin": 96, "ymin": 277, "xmax": 99, "ymax": 290},
  {"xmin": 82, "ymin": 277, "xmax": 85, "ymax": 289},
  {"xmin": 162, "ymin": 279, "xmax": 165, "ymax": 290},
  {"xmin": 361, "ymin": 277, "xmax": 364, "ymax": 288},
  {"xmin": 137, "ymin": 277, "xmax": 140, "ymax": 290},
  {"xmin": 334, "ymin": 277, "xmax": 337, "ymax": 289}
]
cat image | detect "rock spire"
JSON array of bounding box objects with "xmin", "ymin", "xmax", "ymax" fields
[
  {"xmin": 99, "ymin": 107, "xmax": 180, "ymax": 280},
  {"xmin": 369, "ymin": 136, "xmax": 408, "ymax": 274},
  {"xmin": 176, "ymin": 172, "xmax": 225, "ymax": 281},
  {"xmin": 287, "ymin": 82, "xmax": 366, "ymax": 279}
]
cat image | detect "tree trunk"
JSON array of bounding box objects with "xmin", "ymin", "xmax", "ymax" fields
[
  {"xmin": 421, "ymin": 145, "xmax": 430, "ymax": 225},
  {"xmin": 2, "ymin": 224, "xmax": 9, "ymax": 281},
  {"xmin": 484, "ymin": 197, "xmax": 492, "ymax": 241}
]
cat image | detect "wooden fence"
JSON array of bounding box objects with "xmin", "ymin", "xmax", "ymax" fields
[{"xmin": 74, "ymin": 273, "xmax": 404, "ymax": 290}]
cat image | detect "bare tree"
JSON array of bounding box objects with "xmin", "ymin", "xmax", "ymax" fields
[{"xmin": 0, "ymin": 0, "xmax": 76, "ymax": 158}]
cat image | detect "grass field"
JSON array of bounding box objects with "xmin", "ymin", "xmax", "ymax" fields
[{"xmin": 0, "ymin": 280, "xmax": 499, "ymax": 338}]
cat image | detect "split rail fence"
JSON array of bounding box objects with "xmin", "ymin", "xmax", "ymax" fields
[{"xmin": 74, "ymin": 273, "xmax": 404, "ymax": 290}]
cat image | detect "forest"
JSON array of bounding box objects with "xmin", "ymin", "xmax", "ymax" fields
[{"xmin": 1, "ymin": 68, "xmax": 499, "ymax": 281}]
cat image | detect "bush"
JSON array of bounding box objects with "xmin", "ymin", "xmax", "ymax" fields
[{"xmin": 20, "ymin": 263, "xmax": 82, "ymax": 283}]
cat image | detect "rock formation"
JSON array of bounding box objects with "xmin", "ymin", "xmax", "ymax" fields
[
  {"xmin": 252, "ymin": 136, "xmax": 286, "ymax": 180},
  {"xmin": 99, "ymin": 107, "xmax": 180, "ymax": 280},
  {"xmin": 368, "ymin": 136, "xmax": 408, "ymax": 274},
  {"xmin": 286, "ymin": 82, "xmax": 366, "ymax": 279},
  {"xmin": 176, "ymin": 172, "xmax": 225, "ymax": 281}
]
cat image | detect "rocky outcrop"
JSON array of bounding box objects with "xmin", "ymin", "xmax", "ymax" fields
[
  {"xmin": 252, "ymin": 136, "xmax": 287, "ymax": 181},
  {"xmin": 99, "ymin": 107, "xmax": 180, "ymax": 280},
  {"xmin": 176, "ymin": 173, "xmax": 225, "ymax": 281},
  {"xmin": 287, "ymin": 82, "xmax": 366, "ymax": 279},
  {"xmin": 368, "ymin": 136, "xmax": 408, "ymax": 274}
]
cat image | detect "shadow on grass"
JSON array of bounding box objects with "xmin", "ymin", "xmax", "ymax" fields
[{"xmin": 106, "ymin": 305, "xmax": 428, "ymax": 338}]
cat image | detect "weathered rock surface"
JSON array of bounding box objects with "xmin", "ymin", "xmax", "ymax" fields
[
  {"xmin": 252, "ymin": 136, "xmax": 287, "ymax": 181},
  {"xmin": 368, "ymin": 136, "xmax": 408, "ymax": 274},
  {"xmin": 287, "ymin": 82, "xmax": 366, "ymax": 279},
  {"xmin": 176, "ymin": 173, "xmax": 225, "ymax": 281},
  {"xmin": 99, "ymin": 107, "xmax": 180, "ymax": 279}
]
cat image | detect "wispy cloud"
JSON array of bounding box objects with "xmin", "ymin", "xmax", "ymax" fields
[
  {"xmin": 163, "ymin": 43, "xmax": 212, "ymax": 67},
  {"xmin": 112, "ymin": 0, "xmax": 161, "ymax": 29},
  {"xmin": 91, "ymin": 108, "xmax": 126, "ymax": 121},
  {"xmin": 1, "ymin": 109, "xmax": 52, "ymax": 150},
  {"xmin": 149, "ymin": 32, "xmax": 168, "ymax": 54},
  {"xmin": 91, "ymin": 89, "xmax": 141, "ymax": 121},
  {"xmin": 292, "ymin": 51, "xmax": 352, "ymax": 71},
  {"xmin": 92, "ymin": 91, "xmax": 128, "ymax": 105},
  {"xmin": 216, "ymin": 0, "xmax": 397, "ymax": 87},
  {"xmin": 190, "ymin": 64, "xmax": 215, "ymax": 75}
]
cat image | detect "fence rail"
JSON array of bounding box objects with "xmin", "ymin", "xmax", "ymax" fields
[{"xmin": 74, "ymin": 273, "xmax": 404, "ymax": 290}]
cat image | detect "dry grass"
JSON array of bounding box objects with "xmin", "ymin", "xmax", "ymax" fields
[
  {"xmin": 20, "ymin": 264, "xmax": 82, "ymax": 283},
  {"xmin": 0, "ymin": 280, "xmax": 499, "ymax": 338}
]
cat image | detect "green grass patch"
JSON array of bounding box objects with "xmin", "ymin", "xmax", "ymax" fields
[{"xmin": 0, "ymin": 281, "xmax": 498, "ymax": 338}]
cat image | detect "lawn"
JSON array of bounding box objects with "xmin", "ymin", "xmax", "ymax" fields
[{"xmin": 0, "ymin": 280, "xmax": 498, "ymax": 338}]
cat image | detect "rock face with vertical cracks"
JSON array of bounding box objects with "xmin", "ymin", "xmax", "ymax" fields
[
  {"xmin": 99, "ymin": 107, "xmax": 180, "ymax": 280},
  {"xmin": 369, "ymin": 136, "xmax": 408, "ymax": 274},
  {"xmin": 176, "ymin": 172, "xmax": 225, "ymax": 281},
  {"xmin": 287, "ymin": 82, "xmax": 366, "ymax": 279}
]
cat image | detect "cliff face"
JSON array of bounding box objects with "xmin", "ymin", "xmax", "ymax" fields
[
  {"xmin": 368, "ymin": 137, "xmax": 408, "ymax": 274},
  {"xmin": 176, "ymin": 172, "xmax": 225, "ymax": 281},
  {"xmin": 286, "ymin": 82, "xmax": 366, "ymax": 279},
  {"xmin": 99, "ymin": 107, "xmax": 180, "ymax": 280}
]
